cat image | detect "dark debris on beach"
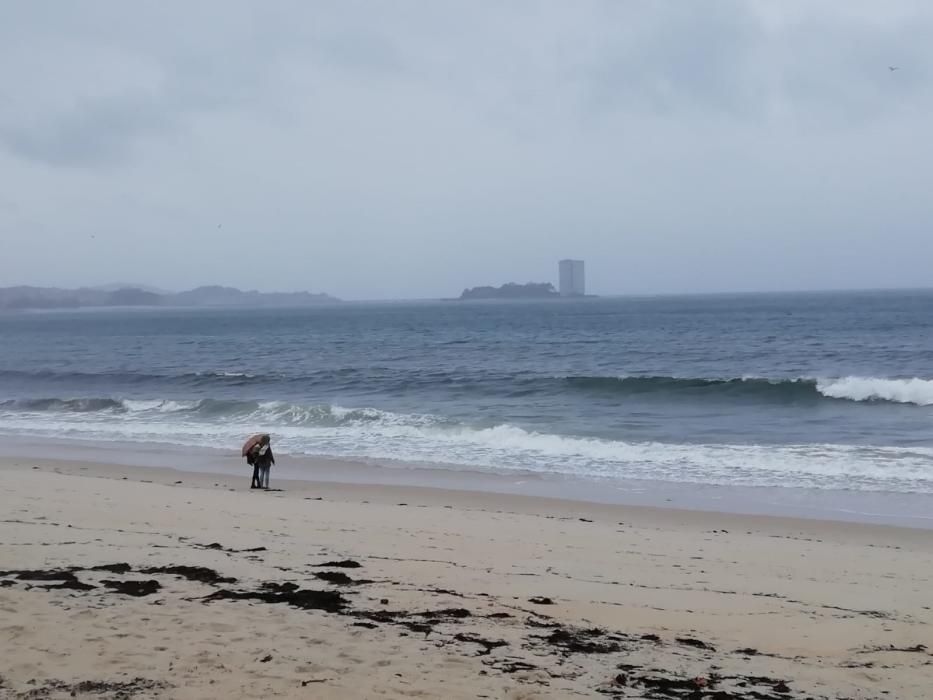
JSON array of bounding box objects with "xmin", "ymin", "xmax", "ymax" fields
[
  {"xmin": 140, "ymin": 565, "xmax": 237, "ymax": 585},
  {"xmin": 101, "ymin": 579, "xmax": 162, "ymax": 597},
  {"xmin": 0, "ymin": 559, "xmax": 844, "ymax": 700},
  {"xmin": 0, "ymin": 569, "xmax": 96, "ymax": 592},
  {"xmin": 313, "ymin": 570, "xmax": 373, "ymax": 585},
  {"xmin": 203, "ymin": 582, "xmax": 348, "ymax": 613},
  {"xmin": 11, "ymin": 676, "xmax": 167, "ymax": 699},
  {"xmin": 314, "ymin": 559, "xmax": 363, "ymax": 568}
]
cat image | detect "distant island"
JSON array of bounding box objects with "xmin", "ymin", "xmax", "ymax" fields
[
  {"xmin": 459, "ymin": 282, "xmax": 559, "ymax": 300},
  {"xmin": 0, "ymin": 285, "xmax": 340, "ymax": 311}
]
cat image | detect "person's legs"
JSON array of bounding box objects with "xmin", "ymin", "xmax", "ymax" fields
[
  {"xmin": 251, "ymin": 463, "xmax": 261, "ymax": 488},
  {"xmin": 261, "ymin": 465, "xmax": 270, "ymax": 489}
]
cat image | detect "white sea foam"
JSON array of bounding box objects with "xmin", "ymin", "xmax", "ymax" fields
[
  {"xmin": 1, "ymin": 401, "xmax": 931, "ymax": 494},
  {"xmin": 123, "ymin": 399, "xmax": 198, "ymax": 413},
  {"xmin": 816, "ymin": 377, "xmax": 933, "ymax": 405}
]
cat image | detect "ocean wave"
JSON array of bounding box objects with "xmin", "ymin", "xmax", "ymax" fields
[
  {"xmin": 0, "ymin": 397, "xmax": 127, "ymax": 413},
  {"xmin": 0, "ymin": 396, "xmax": 442, "ymax": 427},
  {"xmin": 4, "ymin": 367, "xmax": 933, "ymax": 406},
  {"xmin": 815, "ymin": 377, "xmax": 933, "ymax": 406},
  {"xmin": 0, "ymin": 396, "xmax": 931, "ymax": 493},
  {"xmin": 560, "ymin": 375, "xmax": 933, "ymax": 406},
  {"xmin": 122, "ymin": 399, "xmax": 203, "ymax": 413},
  {"xmin": 560, "ymin": 375, "xmax": 813, "ymax": 399},
  {"xmin": 0, "ymin": 368, "xmax": 267, "ymax": 387}
]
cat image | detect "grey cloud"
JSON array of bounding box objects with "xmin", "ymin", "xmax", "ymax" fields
[
  {"xmin": 1, "ymin": 1, "xmax": 932, "ymax": 299},
  {"xmin": 0, "ymin": 93, "xmax": 170, "ymax": 167}
]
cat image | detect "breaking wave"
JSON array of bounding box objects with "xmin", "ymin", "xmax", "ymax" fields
[
  {"xmin": 0, "ymin": 396, "xmax": 931, "ymax": 493},
  {"xmin": 814, "ymin": 377, "xmax": 933, "ymax": 406},
  {"xmin": 561, "ymin": 375, "xmax": 933, "ymax": 406},
  {"xmin": 4, "ymin": 368, "xmax": 933, "ymax": 406}
]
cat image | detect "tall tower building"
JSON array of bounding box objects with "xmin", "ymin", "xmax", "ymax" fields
[{"xmin": 558, "ymin": 259, "xmax": 585, "ymax": 297}]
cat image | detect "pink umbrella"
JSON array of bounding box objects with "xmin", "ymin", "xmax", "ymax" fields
[{"xmin": 241, "ymin": 433, "xmax": 269, "ymax": 457}]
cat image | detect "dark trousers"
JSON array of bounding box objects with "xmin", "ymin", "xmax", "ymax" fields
[{"xmin": 251, "ymin": 463, "xmax": 262, "ymax": 488}]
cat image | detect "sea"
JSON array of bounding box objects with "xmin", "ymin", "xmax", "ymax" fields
[{"xmin": 2, "ymin": 291, "xmax": 933, "ymax": 524}]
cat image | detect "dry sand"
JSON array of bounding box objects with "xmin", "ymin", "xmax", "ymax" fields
[{"xmin": 1, "ymin": 457, "xmax": 931, "ymax": 699}]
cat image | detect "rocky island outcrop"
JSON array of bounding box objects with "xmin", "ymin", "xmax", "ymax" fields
[{"xmin": 459, "ymin": 282, "xmax": 559, "ymax": 300}]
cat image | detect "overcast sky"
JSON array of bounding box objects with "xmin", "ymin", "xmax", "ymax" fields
[{"xmin": 1, "ymin": 1, "xmax": 931, "ymax": 300}]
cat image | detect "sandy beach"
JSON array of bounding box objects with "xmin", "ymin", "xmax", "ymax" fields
[{"xmin": 1, "ymin": 456, "xmax": 931, "ymax": 699}]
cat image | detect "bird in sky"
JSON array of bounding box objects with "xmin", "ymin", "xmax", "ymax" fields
[{"xmin": 889, "ymin": 66, "xmax": 900, "ymax": 72}]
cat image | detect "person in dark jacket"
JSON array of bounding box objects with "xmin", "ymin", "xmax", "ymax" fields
[
  {"xmin": 248, "ymin": 435, "xmax": 275, "ymax": 489},
  {"xmin": 248, "ymin": 448, "xmax": 262, "ymax": 489}
]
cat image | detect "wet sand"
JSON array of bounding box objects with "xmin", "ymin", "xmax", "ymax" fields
[
  {"xmin": 3, "ymin": 436, "xmax": 932, "ymax": 529},
  {"xmin": 1, "ymin": 457, "xmax": 931, "ymax": 699}
]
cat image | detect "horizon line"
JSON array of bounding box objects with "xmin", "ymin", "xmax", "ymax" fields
[{"xmin": 6, "ymin": 282, "xmax": 933, "ymax": 304}]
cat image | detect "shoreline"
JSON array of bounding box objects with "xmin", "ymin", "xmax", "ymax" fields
[
  {"xmin": 2, "ymin": 435, "xmax": 933, "ymax": 530},
  {"xmin": 4, "ymin": 454, "xmax": 932, "ymax": 545}
]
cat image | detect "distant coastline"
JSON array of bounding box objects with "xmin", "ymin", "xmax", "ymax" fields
[{"xmin": 0, "ymin": 285, "xmax": 339, "ymax": 311}]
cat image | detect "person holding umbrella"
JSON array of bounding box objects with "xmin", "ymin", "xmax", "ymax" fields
[{"xmin": 242, "ymin": 434, "xmax": 275, "ymax": 489}]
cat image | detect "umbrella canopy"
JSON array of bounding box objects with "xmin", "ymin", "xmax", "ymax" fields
[{"xmin": 241, "ymin": 433, "xmax": 270, "ymax": 457}]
